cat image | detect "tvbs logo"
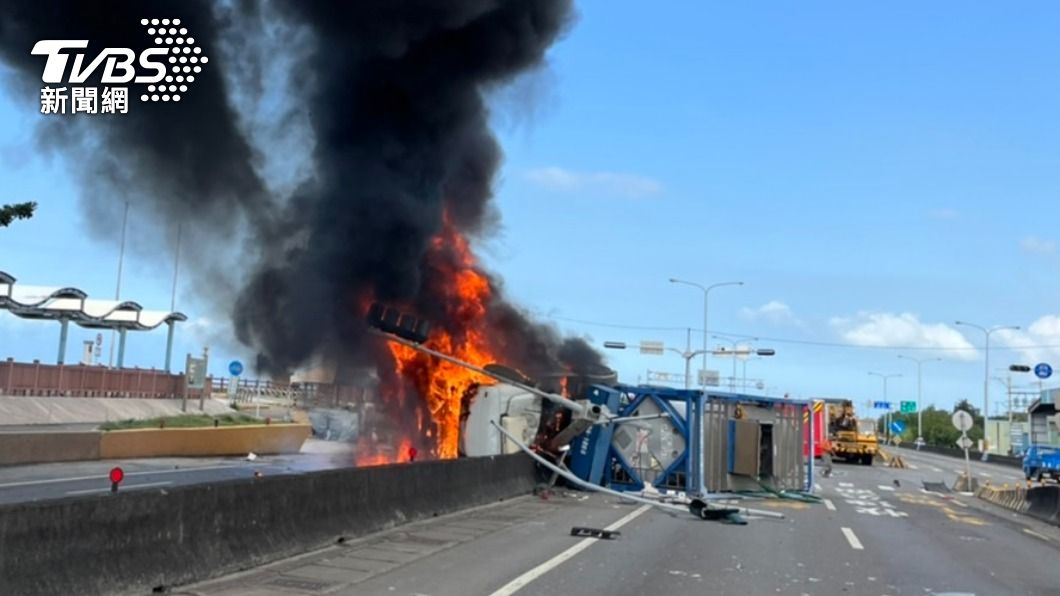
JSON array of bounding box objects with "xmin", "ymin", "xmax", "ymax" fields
[{"xmin": 32, "ymin": 18, "xmax": 208, "ymax": 115}]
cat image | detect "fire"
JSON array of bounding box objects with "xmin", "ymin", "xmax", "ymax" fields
[{"xmin": 379, "ymin": 215, "xmax": 497, "ymax": 460}]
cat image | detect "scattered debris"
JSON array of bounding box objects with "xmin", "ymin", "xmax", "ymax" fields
[
  {"xmin": 570, "ymin": 527, "xmax": 620, "ymax": 540},
  {"xmin": 922, "ymin": 481, "xmax": 951, "ymax": 494}
]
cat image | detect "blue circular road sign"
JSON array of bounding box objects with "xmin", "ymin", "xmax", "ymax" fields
[
  {"xmin": 229, "ymin": 360, "xmax": 244, "ymax": 377},
  {"xmin": 1034, "ymin": 362, "xmax": 1052, "ymax": 379}
]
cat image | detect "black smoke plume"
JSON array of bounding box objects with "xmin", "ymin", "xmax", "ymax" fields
[{"xmin": 0, "ymin": 1, "xmax": 605, "ymax": 387}]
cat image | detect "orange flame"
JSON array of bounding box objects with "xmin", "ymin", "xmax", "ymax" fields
[{"xmin": 373, "ymin": 215, "xmax": 497, "ymax": 462}]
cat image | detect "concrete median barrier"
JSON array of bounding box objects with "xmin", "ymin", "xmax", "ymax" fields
[
  {"xmin": 1025, "ymin": 485, "xmax": 1060, "ymax": 526},
  {"xmin": 98, "ymin": 423, "xmax": 311, "ymax": 458},
  {"xmin": 0, "ymin": 453, "xmax": 538, "ymax": 596}
]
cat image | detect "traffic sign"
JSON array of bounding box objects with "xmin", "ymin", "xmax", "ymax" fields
[
  {"xmin": 889, "ymin": 420, "xmax": 906, "ymax": 435},
  {"xmin": 1034, "ymin": 362, "xmax": 1052, "ymax": 379},
  {"xmin": 956, "ymin": 436, "xmax": 973, "ymax": 450},
  {"xmin": 229, "ymin": 360, "xmax": 244, "ymax": 377},
  {"xmin": 697, "ymin": 369, "xmax": 720, "ymax": 387},
  {"xmin": 639, "ymin": 341, "xmax": 665, "ymax": 355},
  {"xmin": 951, "ymin": 410, "xmax": 974, "ymax": 432},
  {"xmin": 900, "ymin": 400, "xmax": 916, "ymax": 413},
  {"xmin": 873, "ymin": 401, "xmax": 892, "ymax": 410}
]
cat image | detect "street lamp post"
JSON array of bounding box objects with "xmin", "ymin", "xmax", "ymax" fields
[
  {"xmin": 868, "ymin": 372, "xmax": 902, "ymax": 443},
  {"xmin": 712, "ymin": 334, "xmax": 761, "ymax": 391},
  {"xmin": 955, "ymin": 321, "xmax": 1020, "ymax": 457},
  {"xmin": 669, "ymin": 278, "xmax": 743, "ymax": 389},
  {"xmin": 603, "ymin": 333, "xmax": 708, "ymax": 389},
  {"xmin": 897, "ymin": 355, "xmax": 942, "ymax": 445}
]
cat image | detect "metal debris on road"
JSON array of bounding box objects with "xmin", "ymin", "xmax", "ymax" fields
[{"xmin": 571, "ymin": 527, "xmax": 620, "ymax": 539}]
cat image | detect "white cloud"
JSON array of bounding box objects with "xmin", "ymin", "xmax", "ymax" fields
[
  {"xmin": 525, "ymin": 166, "xmax": 663, "ymax": 198},
  {"xmin": 739, "ymin": 300, "xmax": 801, "ymax": 326},
  {"xmin": 1020, "ymin": 236, "xmax": 1055, "ymax": 255},
  {"xmin": 830, "ymin": 311, "xmax": 977, "ymax": 360},
  {"xmin": 994, "ymin": 316, "xmax": 1060, "ymax": 366}
]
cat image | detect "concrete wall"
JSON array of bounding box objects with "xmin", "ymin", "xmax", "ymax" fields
[
  {"xmin": 99, "ymin": 424, "xmax": 311, "ymax": 458},
  {"xmin": 0, "ymin": 396, "xmax": 233, "ymax": 426},
  {"xmin": 0, "ymin": 454, "xmax": 538, "ymax": 596},
  {"xmin": 0, "ymin": 431, "xmax": 100, "ymax": 465},
  {"xmin": 0, "ymin": 424, "xmax": 311, "ymax": 466}
]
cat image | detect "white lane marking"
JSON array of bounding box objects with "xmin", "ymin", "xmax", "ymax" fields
[
  {"xmin": 489, "ymin": 505, "xmax": 651, "ymax": 596},
  {"xmin": 1023, "ymin": 528, "xmax": 1052, "ymax": 542},
  {"xmin": 907, "ymin": 463, "xmax": 919, "ymax": 470},
  {"xmin": 841, "ymin": 527, "xmax": 864, "ymax": 550},
  {"xmin": 0, "ymin": 464, "xmax": 245, "ymax": 489},
  {"xmin": 838, "ymin": 482, "xmax": 854, "ymax": 487},
  {"xmin": 877, "ymin": 485, "xmax": 895, "ymax": 492},
  {"xmin": 814, "ymin": 483, "xmax": 822, "ymax": 491},
  {"xmin": 823, "ymin": 499, "xmax": 836, "ymax": 511},
  {"xmin": 931, "ymin": 467, "xmax": 942, "ymax": 473},
  {"xmin": 66, "ymin": 480, "xmax": 172, "ymax": 495},
  {"xmin": 981, "ymin": 472, "xmax": 991, "ymax": 478}
]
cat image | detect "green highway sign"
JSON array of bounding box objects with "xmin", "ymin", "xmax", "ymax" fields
[{"xmin": 900, "ymin": 401, "xmax": 917, "ymax": 413}]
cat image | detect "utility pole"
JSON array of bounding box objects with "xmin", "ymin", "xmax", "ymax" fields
[
  {"xmin": 868, "ymin": 372, "xmax": 902, "ymax": 443},
  {"xmin": 898, "ymin": 355, "xmax": 941, "ymax": 445}
]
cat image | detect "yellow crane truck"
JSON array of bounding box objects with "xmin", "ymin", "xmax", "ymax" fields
[{"xmin": 827, "ymin": 400, "xmax": 878, "ymax": 465}]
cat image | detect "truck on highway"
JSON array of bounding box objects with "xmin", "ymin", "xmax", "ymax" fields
[
  {"xmin": 1022, "ymin": 444, "xmax": 1060, "ymax": 481},
  {"xmin": 826, "ymin": 400, "xmax": 878, "ymax": 465}
]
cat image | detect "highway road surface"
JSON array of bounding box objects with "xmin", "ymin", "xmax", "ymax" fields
[
  {"xmin": 180, "ymin": 450, "xmax": 1060, "ymax": 596},
  {"xmin": 0, "ymin": 452, "xmax": 360, "ymax": 505}
]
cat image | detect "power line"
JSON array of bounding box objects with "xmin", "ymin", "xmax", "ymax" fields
[{"xmin": 548, "ymin": 315, "xmax": 1059, "ymax": 353}]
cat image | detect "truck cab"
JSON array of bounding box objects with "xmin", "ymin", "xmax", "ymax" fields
[{"xmin": 1023, "ymin": 444, "xmax": 1060, "ymax": 481}]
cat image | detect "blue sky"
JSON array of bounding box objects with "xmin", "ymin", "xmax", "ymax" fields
[{"xmin": 3, "ymin": 2, "xmax": 1060, "ymax": 417}]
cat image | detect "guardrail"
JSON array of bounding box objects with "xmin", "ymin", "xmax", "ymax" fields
[{"xmin": 0, "ymin": 358, "xmax": 208, "ymax": 399}]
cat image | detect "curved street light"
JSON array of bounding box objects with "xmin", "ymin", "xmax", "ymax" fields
[
  {"xmin": 955, "ymin": 320, "xmax": 1020, "ymax": 457},
  {"xmin": 669, "ymin": 278, "xmax": 743, "ymax": 389}
]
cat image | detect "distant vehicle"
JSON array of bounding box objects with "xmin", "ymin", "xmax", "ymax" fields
[
  {"xmin": 803, "ymin": 400, "xmax": 828, "ymax": 459},
  {"xmin": 1022, "ymin": 445, "xmax": 1060, "ymax": 481},
  {"xmin": 826, "ymin": 400, "xmax": 878, "ymax": 465}
]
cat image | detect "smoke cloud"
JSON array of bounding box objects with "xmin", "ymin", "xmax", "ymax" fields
[{"xmin": 0, "ymin": 0, "xmax": 604, "ymax": 384}]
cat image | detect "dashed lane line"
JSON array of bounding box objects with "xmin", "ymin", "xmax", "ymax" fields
[
  {"xmin": 1023, "ymin": 528, "xmax": 1052, "ymax": 542},
  {"xmin": 823, "ymin": 499, "xmax": 836, "ymax": 511},
  {"xmin": 489, "ymin": 505, "xmax": 652, "ymax": 596},
  {"xmin": 841, "ymin": 527, "xmax": 864, "ymax": 550}
]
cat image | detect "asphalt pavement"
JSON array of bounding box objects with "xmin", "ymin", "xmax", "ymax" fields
[
  {"xmin": 0, "ymin": 452, "xmax": 359, "ymax": 505},
  {"xmin": 179, "ymin": 453, "xmax": 1060, "ymax": 596}
]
